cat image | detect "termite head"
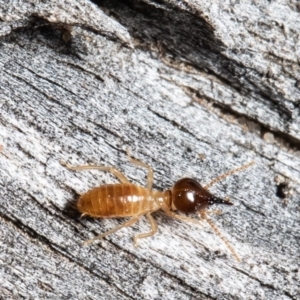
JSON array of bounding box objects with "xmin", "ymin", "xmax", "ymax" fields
[{"xmin": 171, "ymin": 178, "xmax": 233, "ymax": 214}]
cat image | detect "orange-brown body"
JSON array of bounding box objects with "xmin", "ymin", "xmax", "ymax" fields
[{"xmin": 77, "ymin": 183, "xmax": 171, "ymax": 218}]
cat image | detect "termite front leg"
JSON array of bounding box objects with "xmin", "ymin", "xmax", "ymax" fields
[
  {"xmin": 163, "ymin": 210, "xmax": 204, "ymax": 226},
  {"xmin": 60, "ymin": 161, "xmax": 130, "ymax": 184},
  {"xmin": 83, "ymin": 216, "xmax": 140, "ymax": 246},
  {"xmin": 133, "ymin": 213, "xmax": 158, "ymax": 247},
  {"xmin": 126, "ymin": 148, "xmax": 153, "ymax": 191}
]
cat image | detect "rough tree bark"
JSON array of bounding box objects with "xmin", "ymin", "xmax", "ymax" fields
[{"xmin": 0, "ymin": 0, "xmax": 299, "ymax": 299}]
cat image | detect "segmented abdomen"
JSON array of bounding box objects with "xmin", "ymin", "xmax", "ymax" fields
[{"xmin": 77, "ymin": 184, "xmax": 153, "ymax": 217}]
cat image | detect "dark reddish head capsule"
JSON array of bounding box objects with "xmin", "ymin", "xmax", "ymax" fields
[{"xmin": 171, "ymin": 178, "xmax": 233, "ymax": 214}]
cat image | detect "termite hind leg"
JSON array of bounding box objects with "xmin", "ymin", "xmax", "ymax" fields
[
  {"xmin": 126, "ymin": 148, "xmax": 153, "ymax": 191},
  {"xmin": 79, "ymin": 213, "xmax": 87, "ymax": 220},
  {"xmin": 83, "ymin": 217, "xmax": 139, "ymax": 246},
  {"xmin": 204, "ymin": 161, "xmax": 255, "ymax": 189},
  {"xmin": 60, "ymin": 161, "xmax": 130, "ymax": 183},
  {"xmin": 133, "ymin": 213, "xmax": 158, "ymax": 247},
  {"xmin": 200, "ymin": 211, "xmax": 241, "ymax": 262}
]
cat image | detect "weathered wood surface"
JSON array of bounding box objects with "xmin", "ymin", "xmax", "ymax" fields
[{"xmin": 0, "ymin": 1, "xmax": 299, "ymax": 299}]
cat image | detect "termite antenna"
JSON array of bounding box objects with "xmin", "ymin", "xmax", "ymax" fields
[
  {"xmin": 204, "ymin": 161, "xmax": 255, "ymax": 189},
  {"xmin": 200, "ymin": 211, "xmax": 241, "ymax": 262}
]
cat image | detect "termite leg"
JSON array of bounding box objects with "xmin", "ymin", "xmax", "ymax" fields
[
  {"xmin": 163, "ymin": 210, "xmax": 204, "ymax": 226},
  {"xmin": 83, "ymin": 216, "xmax": 140, "ymax": 246},
  {"xmin": 133, "ymin": 213, "xmax": 158, "ymax": 247},
  {"xmin": 126, "ymin": 148, "xmax": 153, "ymax": 191},
  {"xmin": 79, "ymin": 213, "xmax": 87, "ymax": 219},
  {"xmin": 204, "ymin": 161, "xmax": 255, "ymax": 189},
  {"xmin": 199, "ymin": 211, "xmax": 241, "ymax": 262},
  {"xmin": 60, "ymin": 161, "xmax": 130, "ymax": 184}
]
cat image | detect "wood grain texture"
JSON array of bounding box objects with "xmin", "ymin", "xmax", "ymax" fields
[{"xmin": 0, "ymin": 0, "xmax": 299, "ymax": 299}]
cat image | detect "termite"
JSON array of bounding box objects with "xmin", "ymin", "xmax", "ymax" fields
[{"xmin": 61, "ymin": 150, "xmax": 254, "ymax": 262}]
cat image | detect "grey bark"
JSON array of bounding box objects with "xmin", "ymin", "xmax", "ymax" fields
[{"xmin": 0, "ymin": 0, "xmax": 299, "ymax": 299}]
